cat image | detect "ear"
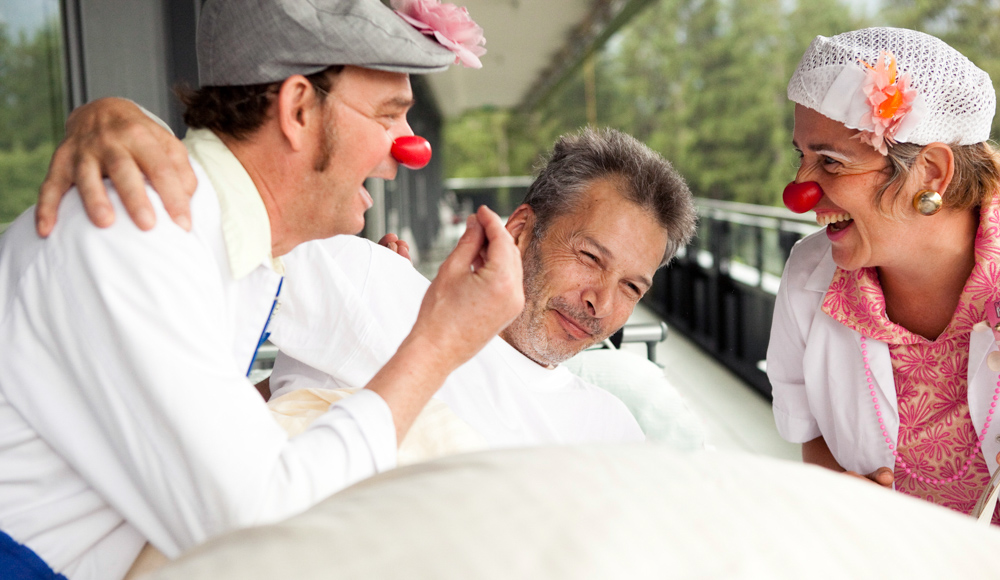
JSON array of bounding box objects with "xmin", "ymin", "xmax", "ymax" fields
[
  {"xmin": 505, "ymin": 204, "xmax": 536, "ymax": 250},
  {"xmin": 915, "ymin": 142, "xmax": 955, "ymax": 197},
  {"xmin": 276, "ymin": 74, "xmax": 322, "ymax": 152}
]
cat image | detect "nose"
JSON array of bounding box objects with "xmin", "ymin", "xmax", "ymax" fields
[
  {"xmin": 581, "ymin": 283, "xmax": 614, "ymax": 319},
  {"xmin": 782, "ymin": 180, "xmax": 823, "ymax": 214},
  {"xmin": 391, "ymin": 135, "xmax": 432, "ymax": 170},
  {"xmin": 393, "ymin": 117, "xmax": 415, "ymax": 140}
]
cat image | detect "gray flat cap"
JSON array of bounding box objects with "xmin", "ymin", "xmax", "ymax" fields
[{"xmin": 198, "ymin": 0, "xmax": 457, "ymax": 86}]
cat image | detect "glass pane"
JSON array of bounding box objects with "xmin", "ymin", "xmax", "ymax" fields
[{"xmin": 0, "ymin": 0, "xmax": 65, "ymax": 226}]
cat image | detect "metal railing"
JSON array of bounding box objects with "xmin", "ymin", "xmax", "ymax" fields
[{"xmin": 643, "ymin": 199, "xmax": 819, "ymax": 397}]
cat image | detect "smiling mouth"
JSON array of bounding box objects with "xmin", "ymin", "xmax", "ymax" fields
[
  {"xmin": 554, "ymin": 310, "xmax": 595, "ymax": 340},
  {"xmin": 817, "ymin": 212, "xmax": 852, "ymax": 231}
]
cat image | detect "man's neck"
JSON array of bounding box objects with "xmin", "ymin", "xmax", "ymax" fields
[{"xmin": 220, "ymin": 132, "xmax": 298, "ymax": 258}]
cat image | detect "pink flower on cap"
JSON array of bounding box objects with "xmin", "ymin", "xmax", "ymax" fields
[
  {"xmin": 857, "ymin": 51, "xmax": 918, "ymax": 155},
  {"xmin": 392, "ymin": 0, "xmax": 486, "ymax": 69}
]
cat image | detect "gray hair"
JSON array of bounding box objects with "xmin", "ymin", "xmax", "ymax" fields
[{"xmin": 522, "ymin": 127, "xmax": 696, "ymax": 266}]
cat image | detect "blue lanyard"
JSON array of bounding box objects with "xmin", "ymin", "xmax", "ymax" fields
[
  {"xmin": 0, "ymin": 528, "xmax": 68, "ymax": 579},
  {"xmin": 247, "ymin": 277, "xmax": 283, "ymax": 377}
]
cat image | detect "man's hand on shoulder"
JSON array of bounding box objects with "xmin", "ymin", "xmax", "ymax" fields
[{"xmin": 37, "ymin": 97, "xmax": 197, "ymax": 237}]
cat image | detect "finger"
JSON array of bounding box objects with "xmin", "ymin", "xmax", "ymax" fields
[
  {"xmin": 74, "ymin": 157, "xmax": 117, "ymax": 230},
  {"xmin": 396, "ymin": 240, "xmax": 411, "ymax": 260},
  {"xmin": 472, "ymin": 246, "xmax": 486, "ymax": 272},
  {"xmin": 440, "ymin": 214, "xmax": 485, "ymax": 275},
  {"xmin": 143, "ymin": 143, "xmax": 196, "ymax": 231},
  {"xmin": 36, "ymin": 146, "xmax": 77, "ymax": 237},
  {"xmin": 868, "ymin": 467, "xmax": 894, "ymax": 488},
  {"xmin": 476, "ymin": 205, "xmax": 516, "ymax": 263},
  {"xmin": 378, "ymin": 233, "xmax": 399, "ymax": 247},
  {"xmin": 475, "ymin": 206, "xmax": 520, "ymax": 281},
  {"xmin": 107, "ymin": 155, "xmax": 156, "ymax": 231}
]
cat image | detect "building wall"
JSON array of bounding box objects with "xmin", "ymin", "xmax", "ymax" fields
[{"xmin": 65, "ymin": 0, "xmax": 200, "ymax": 133}]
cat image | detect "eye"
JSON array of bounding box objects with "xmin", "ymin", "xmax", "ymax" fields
[
  {"xmin": 822, "ymin": 155, "xmax": 841, "ymax": 168},
  {"xmin": 581, "ymin": 251, "xmax": 599, "ymax": 264},
  {"xmin": 626, "ymin": 282, "xmax": 642, "ymax": 296}
]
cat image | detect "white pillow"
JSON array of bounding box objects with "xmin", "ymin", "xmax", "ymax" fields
[
  {"xmin": 563, "ymin": 349, "xmax": 705, "ymax": 450},
  {"xmin": 147, "ymin": 446, "xmax": 1000, "ymax": 579}
]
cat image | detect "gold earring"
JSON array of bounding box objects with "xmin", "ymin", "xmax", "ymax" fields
[{"xmin": 912, "ymin": 190, "xmax": 942, "ymax": 216}]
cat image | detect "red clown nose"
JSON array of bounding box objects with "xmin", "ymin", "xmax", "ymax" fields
[
  {"xmin": 782, "ymin": 181, "xmax": 823, "ymax": 213},
  {"xmin": 391, "ymin": 136, "xmax": 433, "ymax": 170}
]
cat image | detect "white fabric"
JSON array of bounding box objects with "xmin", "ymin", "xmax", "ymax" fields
[
  {"xmin": 766, "ymin": 230, "xmax": 1000, "ymax": 477},
  {"xmin": 267, "ymin": 387, "xmax": 488, "ymax": 465},
  {"xmin": 185, "ymin": 128, "xmax": 281, "ymax": 278},
  {"xmin": 148, "ymin": 446, "xmax": 1000, "ymax": 580},
  {"xmin": 270, "ymin": 235, "xmax": 645, "ymax": 447},
  {"xmin": 561, "ymin": 349, "xmax": 705, "ymax": 450},
  {"xmin": 0, "ymin": 134, "xmax": 396, "ymax": 580},
  {"xmin": 787, "ymin": 27, "xmax": 995, "ymax": 146}
]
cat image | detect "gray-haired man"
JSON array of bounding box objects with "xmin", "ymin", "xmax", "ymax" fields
[{"xmin": 0, "ymin": 1, "xmax": 521, "ymax": 578}]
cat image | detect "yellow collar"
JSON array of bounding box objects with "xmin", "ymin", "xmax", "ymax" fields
[{"xmin": 183, "ymin": 128, "xmax": 283, "ymax": 278}]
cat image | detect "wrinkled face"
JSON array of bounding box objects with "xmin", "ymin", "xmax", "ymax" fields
[
  {"xmin": 500, "ymin": 179, "xmax": 669, "ymax": 366},
  {"xmin": 792, "ymin": 104, "xmax": 923, "ymax": 271},
  {"xmin": 302, "ymin": 66, "xmax": 415, "ymax": 237}
]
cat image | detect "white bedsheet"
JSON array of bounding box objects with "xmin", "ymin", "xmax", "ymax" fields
[{"xmin": 147, "ymin": 445, "xmax": 1000, "ymax": 579}]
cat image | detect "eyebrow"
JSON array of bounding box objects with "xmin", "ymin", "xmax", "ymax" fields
[
  {"xmin": 584, "ymin": 236, "xmax": 653, "ymax": 289},
  {"xmin": 791, "ymin": 139, "xmax": 853, "ymax": 160},
  {"xmin": 378, "ymin": 97, "xmax": 416, "ymax": 113}
]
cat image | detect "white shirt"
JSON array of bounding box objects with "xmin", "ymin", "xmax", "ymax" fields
[
  {"xmin": 766, "ymin": 230, "xmax": 1000, "ymax": 476},
  {"xmin": 270, "ymin": 235, "xmax": 645, "ymax": 447},
  {"xmin": 0, "ymin": 129, "xmax": 396, "ymax": 580}
]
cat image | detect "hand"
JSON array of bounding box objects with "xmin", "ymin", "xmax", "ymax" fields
[
  {"xmin": 410, "ymin": 205, "xmax": 524, "ymax": 367},
  {"xmin": 37, "ymin": 98, "xmax": 197, "ymax": 237},
  {"xmin": 377, "ymin": 233, "xmax": 411, "ymax": 261},
  {"xmin": 844, "ymin": 466, "xmax": 894, "ymax": 488}
]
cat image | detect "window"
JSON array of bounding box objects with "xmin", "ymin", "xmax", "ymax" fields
[{"xmin": 0, "ymin": 0, "xmax": 65, "ymax": 226}]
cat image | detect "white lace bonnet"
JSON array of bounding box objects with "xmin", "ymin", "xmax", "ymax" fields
[{"xmin": 787, "ymin": 27, "xmax": 995, "ymax": 151}]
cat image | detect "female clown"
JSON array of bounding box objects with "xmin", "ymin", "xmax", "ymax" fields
[{"xmin": 768, "ymin": 27, "xmax": 1000, "ymax": 521}]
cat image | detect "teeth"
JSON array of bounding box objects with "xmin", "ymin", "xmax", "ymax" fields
[{"xmin": 816, "ymin": 212, "xmax": 852, "ymax": 226}]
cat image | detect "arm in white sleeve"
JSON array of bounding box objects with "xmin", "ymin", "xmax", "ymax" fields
[
  {"xmin": 0, "ymin": 188, "xmax": 394, "ymax": 558},
  {"xmin": 766, "ymin": 243, "xmax": 823, "ymax": 444}
]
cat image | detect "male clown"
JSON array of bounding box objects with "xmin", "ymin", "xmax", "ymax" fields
[{"xmin": 0, "ymin": 1, "xmax": 522, "ymax": 579}]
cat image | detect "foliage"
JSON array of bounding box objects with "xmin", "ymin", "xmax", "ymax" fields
[
  {"xmin": 0, "ymin": 143, "xmax": 56, "ymax": 224},
  {"xmin": 0, "ymin": 18, "xmax": 65, "ymax": 223},
  {"xmin": 445, "ymin": 0, "xmax": 1000, "ymax": 207}
]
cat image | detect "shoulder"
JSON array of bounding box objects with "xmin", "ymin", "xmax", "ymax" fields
[
  {"xmin": 781, "ymin": 229, "xmax": 835, "ymax": 292},
  {"xmin": 0, "ymin": 174, "xmax": 225, "ymax": 310}
]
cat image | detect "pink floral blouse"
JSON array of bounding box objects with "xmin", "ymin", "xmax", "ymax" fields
[{"xmin": 821, "ymin": 197, "xmax": 1000, "ymax": 523}]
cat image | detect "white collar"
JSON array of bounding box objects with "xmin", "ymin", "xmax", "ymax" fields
[{"xmin": 183, "ymin": 128, "xmax": 283, "ymax": 279}]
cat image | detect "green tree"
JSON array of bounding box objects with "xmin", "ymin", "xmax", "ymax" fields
[
  {"xmin": 443, "ymin": 0, "xmax": 874, "ymax": 206},
  {"xmin": 0, "ymin": 17, "xmax": 66, "ymax": 224}
]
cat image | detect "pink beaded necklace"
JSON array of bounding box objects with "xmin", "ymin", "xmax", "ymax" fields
[{"xmin": 862, "ymin": 335, "xmax": 1000, "ymax": 485}]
